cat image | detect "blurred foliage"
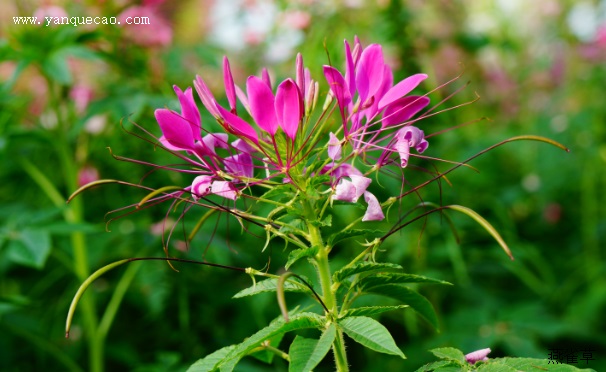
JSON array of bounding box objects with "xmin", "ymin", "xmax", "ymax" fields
[{"xmin": 0, "ymin": 0, "xmax": 604, "ymax": 371}]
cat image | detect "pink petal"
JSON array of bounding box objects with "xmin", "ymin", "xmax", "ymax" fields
[
  {"xmin": 350, "ymin": 175, "xmax": 372, "ymax": 201},
  {"xmin": 154, "ymin": 109, "xmax": 195, "ymax": 151},
  {"xmin": 328, "ymin": 132, "xmax": 342, "ymax": 161},
  {"xmin": 210, "ymin": 180, "xmax": 238, "ymax": 200},
  {"xmin": 275, "ymin": 78, "xmax": 302, "ymax": 140},
  {"xmin": 382, "ymin": 96, "xmax": 430, "ymax": 127},
  {"xmin": 355, "ymin": 44, "xmax": 385, "ymax": 106},
  {"xmin": 194, "ymin": 75, "xmax": 220, "ymax": 118},
  {"xmin": 344, "ymin": 39, "xmax": 356, "ymax": 97},
  {"xmin": 215, "ymin": 103, "xmax": 258, "ymax": 144},
  {"xmin": 223, "ymin": 57, "xmax": 237, "ymax": 114},
  {"xmin": 224, "ymin": 152, "xmax": 253, "ymax": 179},
  {"xmin": 378, "ymin": 73, "xmax": 428, "ymax": 110},
  {"xmin": 295, "ymin": 53, "xmax": 305, "ymax": 97},
  {"xmin": 465, "ymin": 348, "xmax": 491, "ymax": 364},
  {"xmin": 200, "ymin": 133, "xmax": 229, "ymax": 155},
  {"xmin": 231, "ymin": 138, "xmax": 258, "ymax": 154},
  {"xmin": 247, "ymin": 76, "xmax": 278, "ymax": 135},
  {"xmin": 235, "ymin": 84, "xmax": 249, "ymax": 111},
  {"xmin": 362, "ymin": 192, "xmax": 384, "ymax": 221},
  {"xmin": 323, "ymin": 66, "xmax": 352, "ymax": 122},
  {"xmin": 364, "ymin": 64, "xmax": 393, "ymax": 121},
  {"xmin": 191, "ymin": 175, "xmax": 213, "ymax": 200},
  {"xmin": 261, "ymin": 68, "xmax": 272, "ymax": 90},
  {"xmin": 333, "ymin": 179, "xmax": 357, "ymax": 202},
  {"xmin": 173, "ymin": 86, "xmax": 202, "ymax": 142},
  {"xmin": 394, "ymin": 126, "xmax": 426, "ymax": 167}
]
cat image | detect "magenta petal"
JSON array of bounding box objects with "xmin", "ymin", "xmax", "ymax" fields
[
  {"xmin": 210, "ymin": 180, "xmax": 237, "ymax": 200},
  {"xmin": 378, "ymin": 73, "xmax": 428, "ymax": 110},
  {"xmin": 223, "ymin": 57, "xmax": 237, "ymax": 114},
  {"xmin": 324, "ymin": 66, "xmax": 352, "ymax": 119},
  {"xmin": 231, "ymin": 138, "xmax": 258, "ymax": 154},
  {"xmin": 344, "ymin": 40, "xmax": 356, "ymax": 97},
  {"xmin": 155, "ymin": 109, "xmax": 195, "ymax": 150},
  {"xmin": 215, "ymin": 103, "xmax": 258, "ymax": 144},
  {"xmin": 191, "ymin": 175, "xmax": 213, "ymax": 200},
  {"xmin": 200, "ymin": 133, "xmax": 229, "ymax": 155},
  {"xmin": 224, "ymin": 152, "xmax": 253, "ymax": 179},
  {"xmin": 364, "ymin": 64, "xmax": 393, "ymax": 121},
  {"xmin": 247, "ymin": 76, "xmax": 278, "ymax": 135},
  {"xmin": 261, "ymin": 68, "xmax": 272, "ymax": 89},
  {"xmin": 194, "ymin": 75, "xmax": 220, "ymax": 118},
  {"xmin": 174, "ymin": 86, "xmax": 202, "ymax": 142},
  {"xmin": 395, "ymin": 137, "xmax": 411, "ymax": 168},
  {"xmin": 275, "ymin": 78, "xmax": 302, "ymax": 140},
  {"xmin": 362, "ymin": 192, "xmax": 385, "ymax": 221},
  {"xmin": 382, "ymin": 96, "xmax": 430, "ymax": 127},
  {"xmin": 355, "ymin": 44, "xmax": 385, "ymax": 105},
  {"xmin": 328, "ymin": 132, "xmax": 342, "ymax": 161},
  {"xmin": 465, "ymin": 348, "xmax": 491, "ymax": 364},
  {"xmin": 333, "ymin": 179, "xmax": 357, "ymax": 202}
]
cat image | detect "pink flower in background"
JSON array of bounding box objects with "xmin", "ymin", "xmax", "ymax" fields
[
  {"xmin": 118, "ymin": 2, "xmax": 172, "ymax": 47},
  {"xmin": 70, "ymin": 85, "xmax": 94, "ymax": 114},
  {"xmin": 78, "ymin": 165, "xmax": 99, "ymax": 187},
  {"xmin": 465, "ymin": 348, "xmax": 491, "ymax": 364},
  {"xmin": 33, "ymin": 5, "xmax": 67, "ymax": 23}
]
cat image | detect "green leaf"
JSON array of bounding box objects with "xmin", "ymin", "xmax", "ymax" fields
[
  {"xmin": 362, "ymin": 284, "xmax": 439, "ymax": 330},
  {"xmin": 333, "ymin": 262, "xmax": 403, "ymax": 284},
  {"xmin": 259, "ymin": 184, "xmax": 295, "ymax": 202},
  {"xmin": 414, "ymin": 360, "xmax": 461, "ymax": 372},
  {"xmin": 285, "ymin": 246, "xmax": 319, "ymax": 270},
  {"xmin": 6, "ymin": 228, "xmax": 51, "ymax": 269},
  {"xmin": 475, "ymin": 364, "xmax": 516, "ymax": 372},
  {"xmin": 186, "ymin": 345, "xmax": 235, "ymax": 372},
  {"xmin": 338, "ymin": 316, "xmax": 405, "ymax": 359},
  {"xmin": 327, "ymin": 228, "xmax": 381, "ymax": 246},
  {"xmin": 358, "ymin": 273, "xmax": 452, "ymax": 288},
  {"xmin": 233, "ymin": 277, "xmax": 311, "ymax": 298},
  {"xmin": 249, "ymin": 333, "xmax": 285, "ymax": 364},
  {"xmin": 41, "ymin": 50, "xmax": 72, "ymax": 84},
  {"xmin": 488, "ymin": 357, "xmax": 597, "ymax": 372},
  {"xmin": 429, "ymin": 347, "xmax": 466, "ymax": 364},
  {"xmin": 340, "ymin": 305, "xmax": 409, "ymax": 318},
  {"xmin": 289, "ymin": 324, "xmax": 336, "ymax": 372},
  {"xmin": 279, "ymin": 219, "xmax": 306, "ymax": 235},
  {"xmin": 214, "ymin": 312, "xmax": 323, "ymax": 371}
]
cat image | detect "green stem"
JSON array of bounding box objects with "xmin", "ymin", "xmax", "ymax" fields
[{"xmin": 303, "ymin": 200, "xmax": 349, "ymax": 371}]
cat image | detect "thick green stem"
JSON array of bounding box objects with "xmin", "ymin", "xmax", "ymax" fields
[{"xmin": 303, "ymin": 200, "xmax": 349, "ymax": 371}]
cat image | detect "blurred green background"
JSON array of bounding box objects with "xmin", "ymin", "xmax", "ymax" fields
[{"xmin": 1, "ymin": 0, "xmax": 605, "ymax": 371}]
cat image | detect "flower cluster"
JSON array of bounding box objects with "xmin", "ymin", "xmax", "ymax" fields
[{"xmin": 150, "ymin": 37, "xmax": 431, "ymax": 232}]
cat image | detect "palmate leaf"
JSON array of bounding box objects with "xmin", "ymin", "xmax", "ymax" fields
[
  {"xmin": 338, "ymin": 316, "xmax": 405, "ymax": 359},
  {"xmin": 484, "ymin": 358, "xmax": 597, "ymax": 372},
  {"xmin": 187, "ymin": 312, "xmax": 323, "ymax": 372},
  {"xmin": 288, "ymin": 324, "xmax": 336, "ymax": 372},
  {"xmin": 357, "ymin": 273, "xmax": 452, "ymax": 288},
  {"xmin": 362, "ymin": 284, "xmax": 439, "ymax": 330},
  {"xmin": 333, "ymin": 262, "xmax": 404, "ymax": 284},
  {"xmin": 340, "ymin": 305, "xmax": 409, "ymax": 318},
  {"xmin": 233, "ymin": 277, "xmax": 311, "ymax": 298}
]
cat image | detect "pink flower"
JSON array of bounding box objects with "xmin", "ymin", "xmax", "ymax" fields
[
  {"xmin": 118, "ymin": 5, "xmax": 172, "ymax": 47},
  {"xmin": 465, "ymin": 348, "xmax": 491, "ymax": 364}
]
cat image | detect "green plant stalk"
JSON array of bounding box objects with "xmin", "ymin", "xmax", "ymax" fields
[{"xmin": 303, "ymin": 200, "xmax": 349, "ymax": 371}]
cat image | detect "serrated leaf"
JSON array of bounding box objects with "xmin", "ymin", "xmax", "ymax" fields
[
  {"xmin": 340, "ymin": 305, "xmax": 409, "ymax": 318},
  {"xmin": 187, "ymin": 345, "xmax": 235, "ymax": 372},
  {"xmin": 215, "ymin": 312, "xmax": 323, "ymax": 370},
  {"xmin": 233, "ymin": 277, "xmax": 311, "ymax": 298},
  {"xmin": 327, "ymin": 228, "xmax": 381, "ymax": 246},
  {"xmin": 333, "ymin": 262, "xmax": 403, "ymax": 284},
  {"xmin": 285, "ymin": 246, "xmax": 319, "ymax": 270},
  {"xmin": 338, "ymin": 316, "xmax": 405, "ymax": 359},
  {"xmin": 289, "ymin": 324, "xmax": 336, "ymax": 372},
  {"xmin": 358, "ymin": 273, "xmax": 452, "ymax": 288},
  {"xmin": 475, "ymin": 364, "xmax": 516, "ymax": 372},
  {"xmin": 249, "ymin": 333, "xmax": 284, "ymax": 364},
  {"xmin": 429, "ymin": 347, "xmax": 466, "ymax": 364},
  {"xmin": 489, "ymin": 357, "xmax": 597, "ymax": 372},
  {"xmin": 414, "ymin": 360, "xmax": 460, "ymax": 372},
  {"xmin": 279, "ymin": 219, "xmax": 306, "ymax": 235},
  {"xmin": 362, "ymin": 284, "xmax": 439, "ymax": 330},
  {"xmin": 6, "ymin": 228, "xmax": 51, "ymax": 269}
]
